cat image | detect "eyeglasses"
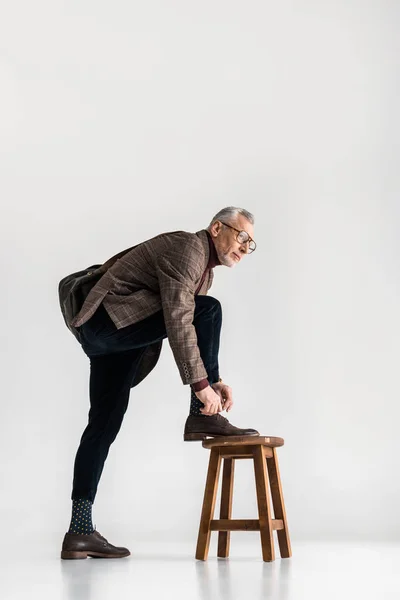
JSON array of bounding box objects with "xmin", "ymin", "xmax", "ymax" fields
[{"xmin": 219, "ymin": 221, "xmax": 257, "ymax": 253}]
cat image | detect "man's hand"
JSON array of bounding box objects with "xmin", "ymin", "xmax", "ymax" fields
[
  {"xmin": 211, "ymin": 382, "xmax": 234, "ymax": 413},
  {"xmin": 195, "ymin": 386, "xmax": 223, "ymax": 416}
]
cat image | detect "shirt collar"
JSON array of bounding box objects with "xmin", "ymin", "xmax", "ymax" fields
[{"xmin": 205, "ymin": 229, "xmax": 221, "ymax": 268}]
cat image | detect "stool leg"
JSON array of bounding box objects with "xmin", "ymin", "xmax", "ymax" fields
[
  {"xmin": 217, "ymin": 458, "xmax": 235, "ymax": 558},
  {"xmin": 266, "ymin": 447, "xmax": 292, "ymax": 558},
  {"xmin": 195, "ymin": 447, "xmax": 222, "ymax": 560},
  {"xmin": 253, "ymin": 445, "xmax": 275, "ymax": 562}
]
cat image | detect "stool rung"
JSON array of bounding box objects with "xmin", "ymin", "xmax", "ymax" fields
[
  {"xmin": 218, "ymin": 446, "xmax": 273, "ymax": 459},
  {"xmin": 210, "ymin": 519, "xmax": 284, "ymax": 532}
]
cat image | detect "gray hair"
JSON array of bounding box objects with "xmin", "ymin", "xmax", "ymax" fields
[{"xmin": 207, "ymin": 206, "xmax": 255, "ymax": 230}]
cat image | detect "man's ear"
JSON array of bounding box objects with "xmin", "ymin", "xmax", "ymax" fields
[{"xmin": 210, "ymin": 222, "xmax": 222, "ymax": 237}]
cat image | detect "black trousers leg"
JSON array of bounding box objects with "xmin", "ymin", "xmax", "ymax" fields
[{"xmin": 71, "ymin": 348, "xmax": 145, "ymax": 502}]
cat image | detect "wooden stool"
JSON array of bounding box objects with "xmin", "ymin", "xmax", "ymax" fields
[{"xmin": 195, "ymin": 435, "xmax": 291, "ymax": 562}]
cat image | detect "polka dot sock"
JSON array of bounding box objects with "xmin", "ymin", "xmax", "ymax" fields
[
  {"xmin": 68, "ymin": 499, "xmax": 94, "ymax": 535},
  {"xmin": 190, "ymin": 387, "xmax": 205, "ymax": 416}
]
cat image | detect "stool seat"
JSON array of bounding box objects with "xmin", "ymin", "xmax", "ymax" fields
[
  {"xmin": 202, "ymin": 435, "xmax": 284, "ymax": 448},
  {"xmin": 195, "ymin": 434, "xmax": 291, "ymax": 562}
]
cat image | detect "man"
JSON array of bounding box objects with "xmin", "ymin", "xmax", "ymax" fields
[{"xmin": 61, "ymin": 206, "xmax": 259, "ymax": 560}]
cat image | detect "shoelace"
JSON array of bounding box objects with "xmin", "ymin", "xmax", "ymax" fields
[
  {"xmin": 215, "ymin": 413, "xmax": 228, "ymax": 423},
  {"xmin": 213, "ymin": 413, "xmax": 230, "ymax": 428},
  {"xmin": 94, "ymin": 526, "xmax": 109, "ymax": 545}
]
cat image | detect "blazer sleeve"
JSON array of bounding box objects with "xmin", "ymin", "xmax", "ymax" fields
[{"xmin": 155, "ymin": 243, "xmax": 209, "ymax": 385}]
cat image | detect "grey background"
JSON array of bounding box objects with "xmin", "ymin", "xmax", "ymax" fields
[{"xmin": 1, "ymin": 0, "xmax": 399, "ymax": 547}]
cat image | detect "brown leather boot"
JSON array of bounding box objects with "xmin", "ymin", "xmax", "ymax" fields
[
  {"xmin": 183, "ymin": 413, "xmax": 259, "ymax": 441},
  {"xmin": 61, "ymin": 529, "xmax": 130, "ymax": 559}
]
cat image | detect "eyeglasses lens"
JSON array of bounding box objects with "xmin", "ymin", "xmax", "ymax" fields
[{"xmin": 237, "ymin": 231, "xmax": 256, "ymax": 253}]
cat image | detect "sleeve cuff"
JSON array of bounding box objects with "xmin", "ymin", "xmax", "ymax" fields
[{"xmin": 190, "ymin": 378, "xmax": 210, "ymax": 392}]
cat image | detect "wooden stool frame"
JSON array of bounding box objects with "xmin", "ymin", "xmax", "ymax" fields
[{"xmin": 195, "ymin": 436, "xmax": 291, "ymax": 562}]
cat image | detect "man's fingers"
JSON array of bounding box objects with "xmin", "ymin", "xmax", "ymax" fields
[
  {"xmin": 221, "ymin": 387, "xmax": 233, "ymax": 405},
  {"xmin": 200, "ymin": 398, "xmax": 233, "ymax": 415},
  {"xmin": 223, "ymin": 399, "xmax": 234, "ymax": 412},
  {"xmin": 200, "ymin": 402, "xmax": 222, "ymax": 416}
]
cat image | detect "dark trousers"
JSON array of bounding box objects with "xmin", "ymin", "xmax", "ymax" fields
[{"xmin": 71, "ymin": 295, "xmax": 222, "ymax": 502}]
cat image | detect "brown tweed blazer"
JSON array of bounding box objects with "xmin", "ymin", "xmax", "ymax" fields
[{"xmin": 71, "ymin": 229, "xmax": 214, "ymax": 385}]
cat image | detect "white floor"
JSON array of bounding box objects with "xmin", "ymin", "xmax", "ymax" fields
[{"xmin": 1, "ymin": 537, "xmax": 399, "ymax": 600}]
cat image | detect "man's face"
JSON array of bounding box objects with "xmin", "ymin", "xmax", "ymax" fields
[{"xmin": 209, "ymin": 215, "xmax": 255, "ymax": 268}]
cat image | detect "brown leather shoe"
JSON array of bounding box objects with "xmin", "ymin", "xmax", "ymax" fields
[
  {"xmin": 61, "ymin": 529, "xmax": 130, "ymax": 559},
  {"xmin": 183, "ymin": 413, "xmax": 259, "ymax": 441}
]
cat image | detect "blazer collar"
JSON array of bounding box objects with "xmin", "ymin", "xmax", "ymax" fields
[
  {"xmin": 205, "ymin": 229, "xmax": 221, "ymax": 268},
  {"xmin": 195, "ymin": 229, "xmax": 221, "ymax": 268}
]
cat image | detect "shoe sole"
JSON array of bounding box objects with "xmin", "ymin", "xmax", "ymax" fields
[
  {"xmin": 183, "ymin": 432, "xmax": 259, "ymax": 442},
  {"xmin": 61, "ymin": 550, "xmax": 130, "ymax": 559},
  {"xmin": 183, "ymin": 433, "xmax": 209, "ymax": 441}
]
